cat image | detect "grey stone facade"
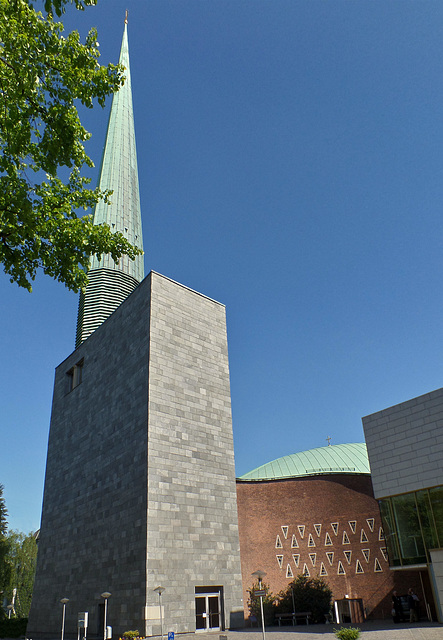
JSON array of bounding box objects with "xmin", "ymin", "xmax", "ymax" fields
[
  {"xmin": 362, "ymin": 387, "xmax": 443, "ymax": 498},
  {"xmin": 28, "ymin": 272, "xmax": 244, "ymax": 638}
]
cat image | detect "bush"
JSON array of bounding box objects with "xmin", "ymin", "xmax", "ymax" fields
[
  {"xmin": 247, "ymin": 581, "xmax": 276, "ymax": 625},
  {"xmin": 334, "ymin": 627, "xmax": 361, "ymax": 640},
  {"xmin": 0, "ymin": 617, "xmax": 28, "ymax": 638},
  {"xmin": 122, "ymin": 631, "xmax": 140, "ymax": 640},
  {"xmin": 276, "ymin": 575, "xmax": 332, "ymax": 623}
]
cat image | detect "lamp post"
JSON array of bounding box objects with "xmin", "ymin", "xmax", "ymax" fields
[
  {"xmin": 153, "ymin": 587, "xmax": 165, "ymax": 640},
  {"xmin": 251, "ymin": 570, "xmax": 266, "ymax": 640},
  {"xmin": 60, "ymin": 598, "xmax": 69, "ymax": 640},
  {"xmin": 101, "ymin": 592, "xmax": 111, "ymax": 640}
]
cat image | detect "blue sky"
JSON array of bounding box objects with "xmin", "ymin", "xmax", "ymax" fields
[{"xmin": 2, "ymin": 0, "xmax": 443, "ymax": 533}]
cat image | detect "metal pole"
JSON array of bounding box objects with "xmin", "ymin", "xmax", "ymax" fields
[
  {"xmin": 159, "ymin": 592, "xmax": 163, "ymax": 640},
  {"xmin": 101, "ymin": 592, "xmax": 111, "ymax": 640},
  {"xmin": 103, "ymin": 598, "xmax": 108, "ymax": 640},
  {"xmin": 153, "ymin": 586, "xmax": 165, "ymax": 640},
  {"xmin": 60, "ymin": 599, "xmax": 69, "ymax": 640},
  {"xmin": 252, "ymin": 570, "xmax": 266, "ymax": 640},
  {"xmin": 258, "ymin": 578, "xmax": 266, "ymax": 640},
  {"xmin": 61, "ymin": 604, "xmax": 66, "ymax": 640}
]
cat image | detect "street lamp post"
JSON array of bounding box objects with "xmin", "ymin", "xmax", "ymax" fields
[
  {"xmin": 101, "ymin": 592, "xmax": 111, "ymax": 640},
  {"xmin": 60, "ymin": 598, "xmax": 69, "ymax": 640},
  {"xmin": 251, "ymin": 570, "xmax": 267, "ymax": 640},
  {"xmin": 153, "ymin": 587, "xmax": 165, "ymax": 640}
]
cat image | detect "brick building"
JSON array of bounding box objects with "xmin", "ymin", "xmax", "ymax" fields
[{"xmin": 236, "ymin": 443, "xmax": 425, "ymax": 622}]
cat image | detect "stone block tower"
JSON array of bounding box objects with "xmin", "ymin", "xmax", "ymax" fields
[{"xmin": 27, "ymin": 18, "xmax": 243, "ymax": 639}]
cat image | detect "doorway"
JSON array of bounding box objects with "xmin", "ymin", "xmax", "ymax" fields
[{"xmin": 195, "ymin": 590, "xmax": 221, "ymax": 631}]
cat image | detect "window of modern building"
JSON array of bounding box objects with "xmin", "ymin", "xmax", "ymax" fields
[
  {"xmin": 391, "ymin": 493, "xmax": 425, "ymax": 564},
  {"xmin": 378, "ymin": 499, "xmax": 401, "ymax": 566},
  {"xmin": 416, "ymin": 489, "xmax": 439, "ymax": 550},
  {"xmin": 379, "ymin": 486, "xmax": 443, "ymax": 567},
  {"xmin": 429, "ymin": 486, "xmax": 443, "ymax": 547}
]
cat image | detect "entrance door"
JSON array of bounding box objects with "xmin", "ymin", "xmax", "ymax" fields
[{"xmin": 195, "ymin": 593, "xmax": 220, "ymax": 631}]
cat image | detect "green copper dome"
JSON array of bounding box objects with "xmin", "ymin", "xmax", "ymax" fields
[{"xmin": 238, "ymin": 443, "xmax": 370, "ymax": 481}]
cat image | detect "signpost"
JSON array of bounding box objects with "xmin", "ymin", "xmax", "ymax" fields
[
  {"xmin": 77, "ymin": 612, "xmax": 88, "ymax": 640},
  {"xmin": 251, "ymin": 570, "xmax": 267, "ymax": 640},
  {"xmin": 154, "ymin": 586, "xmax": 165, "ymax": 640}
]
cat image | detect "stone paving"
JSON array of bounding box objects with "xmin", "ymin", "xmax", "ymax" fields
[{"xmin": 180, "ymin": 621, "xmax": 443, "ymax": 640}]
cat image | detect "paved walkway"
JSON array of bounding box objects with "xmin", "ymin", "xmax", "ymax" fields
[{"xmin": 180, "ymin": 621, "xmax": 443, "ymax": 640}]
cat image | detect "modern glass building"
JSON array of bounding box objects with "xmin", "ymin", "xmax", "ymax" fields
[
  {"xmin": 363, "ymin": 387, "xmax": 443, "ymax": 623},
  {"xmin": 379, "ymin": 487, "xmax": 443, "ymax": 567}
]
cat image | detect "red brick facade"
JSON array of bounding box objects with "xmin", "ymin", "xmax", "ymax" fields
[{"xmin": 236, "ymin": 474, "xmax": 424, "ymax": 620}]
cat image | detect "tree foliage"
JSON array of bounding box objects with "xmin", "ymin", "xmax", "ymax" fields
[
  {"xmin": 247, "ymin": 580, "xmax": 276, "ymax": 625},
  {"xmin": 41, "ymin": 0, "xmax": 98, "ymax": 18},
  {"xmin": 0, "ymin": 486, "xmax": 7, "ymax": 537},
  {"xmin": 0, "ymin": 485, "xmax": 10, "ymax": 605},
  {"xmin": 1, "ymin": 531, "xmax": 38, "ymax": 618},
  {"xmin": 0, "ymin": 0, "xmax": 142, "ymax": 292},
  {"xmin": 277, "ymin": 575, "xmax": 332, "ymax": 623}
]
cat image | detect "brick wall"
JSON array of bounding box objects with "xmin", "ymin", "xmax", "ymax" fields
[{"xmin": 236, "ymin": 475, "xmax": 423, "ymax": 620}]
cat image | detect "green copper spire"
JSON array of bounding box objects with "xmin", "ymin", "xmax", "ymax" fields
[{"xmin": 76, "ymin": 17, "xmax": 144, "ymax": 347}]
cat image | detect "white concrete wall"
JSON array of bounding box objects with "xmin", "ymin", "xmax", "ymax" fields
[
  {"xmin": 362, "ymin": 387, "xmax": 443, "ymax": 499},
  {"xmin": 430, "ymin": 549, "xmax": 443, "ymax": 622}
]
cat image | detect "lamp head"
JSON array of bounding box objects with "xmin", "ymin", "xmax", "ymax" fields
[
  {"xmin": 154, "ymin": 586, "xmax": 165, "ymax": 595},
  {"xmin": 251, "ymin": 570, "xmax": 266, "ymax": 580}
]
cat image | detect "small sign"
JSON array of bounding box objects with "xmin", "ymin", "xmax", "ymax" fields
[
  {"xmin": 168, "ymin": 632, "xmax": 174, "ymax": 640},
  {"xmin": 78, "ymin": 612, "xmax": 88, "ymax": 628},
  {"xmin": 254, "ymin": 590, "xmax": 266, "ymax": 597}
]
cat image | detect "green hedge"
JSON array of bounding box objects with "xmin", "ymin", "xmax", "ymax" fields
[{"xmin": 0, "ymin": 617, "xmax": 28, "ymax": 638}]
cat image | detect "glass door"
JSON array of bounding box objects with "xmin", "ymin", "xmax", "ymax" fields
[
  {"xmin": 195, "ymin": 593, "xmax": 221, "ymax": 631},
  {"xmin": 208, "ymin": 595, "xmax": 220, "ymax": 629},
  {"xmin": 195, "ymin": 596, "xmax": 207, "ymax": 631}
]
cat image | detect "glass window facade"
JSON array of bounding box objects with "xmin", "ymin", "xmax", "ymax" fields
[{"xmin": 379, "ymin": 486, "xmax": 443, "ymax": 567}]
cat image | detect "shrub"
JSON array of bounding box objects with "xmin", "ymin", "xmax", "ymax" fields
[
  {"xmin": 122, "ymin": 631, "xmax": 140, "ymax": 640},
  {"xmin": 247, "ymin": 581, "xmax": 276, "ymax": 625},
  {"xmin": 276, "ymin": 575, "xmax": 332, "ymax": 623},
  {"xmin": 334, "ymin": 627, "xmax": 361, "ymax": 640},
  {"xmin": 0, "ymin": 617, "xmax": 28, "ymax": 638}
]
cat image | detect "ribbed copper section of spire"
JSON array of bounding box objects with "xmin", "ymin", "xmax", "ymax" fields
[{"xmin": 76, "ymin": 21, "xmax": 144, "ymax": 347}]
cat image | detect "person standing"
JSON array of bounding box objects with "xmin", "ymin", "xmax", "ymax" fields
[
  {"xmin": 408, "ymin": 588, "xmax": 419, "ymax": 622},
  {"xmin": 392, "ymin": 591, "xmax": 403, "ymax": 623}
]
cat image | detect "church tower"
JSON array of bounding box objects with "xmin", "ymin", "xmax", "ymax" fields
[
  {"xmin": 76, "ymin": 15, "xmax": 144, "ymax": 347},
  {"xmin": 27, "ymin": 18, "xmax": 244, "ymax": 639}
]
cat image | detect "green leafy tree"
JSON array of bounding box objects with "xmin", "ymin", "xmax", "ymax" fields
[
  {"xmin": 247, "ymin": 580, "xmax": 276, "ymax": 625},
  {"xmin": 0, "ymin": 486, "xmax": 7, "ymax": 536},
  {"xmin": 43, "ymin": 0, "xmax": 98, "ymax": 17},
  {"xmin": 276, "ymin": 575, "xmax": 332, "ymax": 623},
  {"xmin": 0, "ymin": 485, "xmax": 10, "ymax": 611},
  {"xmin": 0, "ymin": 0, "xmax": 142, "ymax": 292},
  {"xmin": 3, "ymin": 531, "xmax": 38, "ymax": 618}
]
